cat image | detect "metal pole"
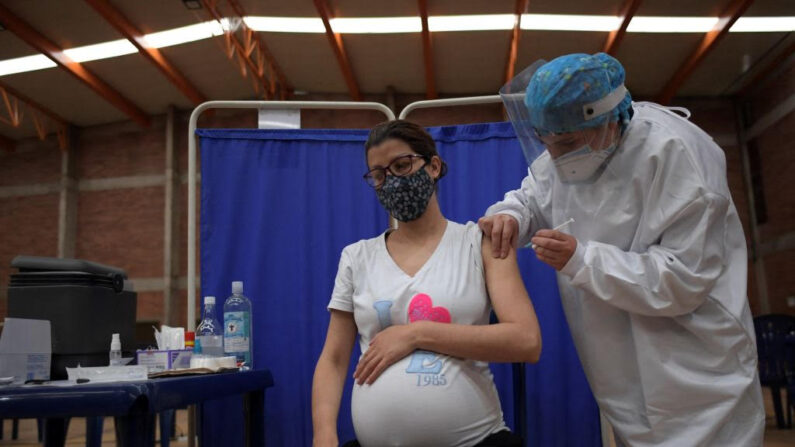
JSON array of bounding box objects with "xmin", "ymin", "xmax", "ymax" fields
[{"xmin": 164, "ymin": 105, "xmax": 178, "ymax": 326}]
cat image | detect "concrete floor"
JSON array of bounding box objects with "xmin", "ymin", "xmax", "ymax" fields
[{"xmin": 1, "ymin": 387, "xmax": 793, "ymax": 446}]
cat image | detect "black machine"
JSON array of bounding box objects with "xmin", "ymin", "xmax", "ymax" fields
[{"xmin": 7, "ymin": 255, "xmax": 137, "ymax": 379}]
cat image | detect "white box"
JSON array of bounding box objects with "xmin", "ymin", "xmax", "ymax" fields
[
  {"xmin": 0, "ymin": 318, "xmax": 51, "ymax": 384},
  {"xmin": 135, "ymin": 349, "xmax": 192, "ymax": 373}
]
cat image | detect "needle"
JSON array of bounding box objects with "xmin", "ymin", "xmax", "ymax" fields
[{"xmin": 529, "ymin": 218, "xmax": 575, "ymax": 250}]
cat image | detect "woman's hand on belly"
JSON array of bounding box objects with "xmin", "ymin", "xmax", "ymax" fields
[{"xmin": 354, "ymin": 324, "xmax": 418, "ymax": 385}]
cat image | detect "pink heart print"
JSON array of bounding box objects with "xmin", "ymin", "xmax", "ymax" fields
[{"xmin": 408, "ymin": 293, "xmax": 451, "ymax": 323}]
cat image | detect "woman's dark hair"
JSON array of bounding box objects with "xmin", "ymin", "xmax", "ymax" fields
[{"xmin": 365, "ymin": 119, "xmax": 448, "ymax": 182}]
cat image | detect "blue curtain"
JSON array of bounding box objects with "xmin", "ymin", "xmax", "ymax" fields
[{"xmin": 198, "ymin": 122, "xmax": 600, "ymax": 446}]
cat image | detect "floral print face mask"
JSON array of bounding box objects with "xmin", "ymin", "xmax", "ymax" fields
[{"xmin": 375, "ymin": 167, "xmax": 435, "ymax": 222}]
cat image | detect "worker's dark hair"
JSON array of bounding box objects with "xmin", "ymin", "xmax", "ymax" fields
[{"xmin": 365, "ymin": 119, "xmax": 448, "ymax": 183}]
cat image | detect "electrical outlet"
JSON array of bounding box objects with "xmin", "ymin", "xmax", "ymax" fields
[{"xmin": 787, "ymin": 296, "xmax": 795, "ymax": 308}]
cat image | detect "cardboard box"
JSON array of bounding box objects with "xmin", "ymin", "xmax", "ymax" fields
[{"xmin": 135, "ymin": 349, "xmax": 192, "ymax": 373}]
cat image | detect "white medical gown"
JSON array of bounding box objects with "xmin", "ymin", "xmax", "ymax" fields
[{"xmin": 487, "ymin": 101, "xmax": 764, "ymax": 446}]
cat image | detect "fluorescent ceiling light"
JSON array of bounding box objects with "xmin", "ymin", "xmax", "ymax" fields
[
  {"xmin": 330, "ymin": 17, "xmax": 422, "ymax": 34},
  {"xmin": 243, "ymin": 16, "xmax": 325, "ymax": 33},
  {"xmin": 730, "ymin": 17, "xmax": 795, "ymax": 32},
  {"xmin": 0, "ymin": 14, "xmax": 793, "ymax": 79},
  {"xmin": 62, "ymin": 39, "xmax": 137, "ymax": 63},
  {"xmin": 521, "ymin": 14, "xmax": 619, "ymax": 32},
  {"xmin": 429, "ymin": 14, "xmax": 515, "ymax": 32},
  {"xmin": 331, "ymin": 17, "xmax": 422, "ymax": 34},
  {"xmin": 245, "ymin": 16, "xmax": 422, "ymax": 34},
  {"xmin": 0, "ymin": 54, "xmax": 57, "ymax": 76},
  {"xmin": 143, "ymin": 20, "xmax": 228, "ymax": 48},
  {"xmin": 627, "ymin": 17, "xmax": 718, "ymax": 33}
]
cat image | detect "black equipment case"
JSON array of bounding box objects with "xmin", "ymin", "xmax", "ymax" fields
[{"xmin": 7, "ymin": 255, "xmax": 137, "ymax": 379}]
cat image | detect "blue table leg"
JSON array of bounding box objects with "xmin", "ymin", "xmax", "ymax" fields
[
  {"xmin": 195, "ymin": 404, "xmax": 201, "ymax": 442},
  {"xmin": 159, "ymin": 410, "xmax": 174, "ymax": 447},
  {"xmin": 43, "ymin": 417, "xmax": 69, "ymax": 447},
  {"xmin": 244, "ymin": 390, "xmax": 265, "ymax": 447},
  {"xmin": 86, "ymin": 417, "xmax": 104, "ymax": 447}
]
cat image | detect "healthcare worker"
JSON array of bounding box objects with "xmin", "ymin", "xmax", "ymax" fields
[{"xmin": 479, "ymin": 53, "xmax": 764, "ymax": 446}]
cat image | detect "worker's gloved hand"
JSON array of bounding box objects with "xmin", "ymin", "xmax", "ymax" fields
[
  {"xmin": 478, "ymin": 214, "xmax": 518, "ymax": 259},
  {"xmin": 530, "ymin": 229, "xmax": 577, "ymax": 271}
]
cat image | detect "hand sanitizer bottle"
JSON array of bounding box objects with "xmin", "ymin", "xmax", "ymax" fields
[{"xmin": 109, "ymin": 333, "xmax": 122, "ymax": 366}]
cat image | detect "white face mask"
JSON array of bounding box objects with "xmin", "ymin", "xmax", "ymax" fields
[{"xmin": 553, "ymin": 142, "xmax": 617, "ymax": 183}]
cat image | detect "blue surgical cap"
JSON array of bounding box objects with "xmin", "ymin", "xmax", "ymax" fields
[{"xmin": 524, "ymin": 53, "xmax": 633, "ymax": 135}]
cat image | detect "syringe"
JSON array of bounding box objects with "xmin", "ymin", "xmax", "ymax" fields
[{"xmin": 529, "ymin": 218, "xmax": 575, "ymax": 250}]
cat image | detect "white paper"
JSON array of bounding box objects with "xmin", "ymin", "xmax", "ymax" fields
[{"xmin": 66, "ymin": 365, "xmax": 148, "ymax": 383}]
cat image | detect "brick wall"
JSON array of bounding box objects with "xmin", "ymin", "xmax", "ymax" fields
[
  {"xmin": 746, "ymin": 62, "xmax": 795, "ymax": 315},
  {"xmin": 0, "ymin": 193, "xmax": 60, "ymax": 317},
  {"xmin": 0, "ymin": 138, "xmax": 61, "ymax": 317},
  {"xmin": 1, "ymin": 89, "xmax": 792, "ymax": 329}
]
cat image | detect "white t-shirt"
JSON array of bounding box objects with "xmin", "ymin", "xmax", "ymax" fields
[{"xmin": 329, "ymin": 220, "xmax": 507, "ymax": 447}]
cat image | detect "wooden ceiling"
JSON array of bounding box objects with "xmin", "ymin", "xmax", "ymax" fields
[{"xmin": 0, "ymin": 0, "xmax": 792, "ymax": 146}]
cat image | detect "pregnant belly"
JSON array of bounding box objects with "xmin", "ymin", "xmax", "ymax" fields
[{"xmin": 351, "ymin": 351, "xmax": 504, "ymax": 447}]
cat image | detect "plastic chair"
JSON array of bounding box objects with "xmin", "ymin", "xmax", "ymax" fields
[
  {"xmin": 753, "ymin": 314, "xmax": 795, "ymax": 429},
  {"xmin": 785, "ymin": 333, "xmax": 795, "ymax": 429}
]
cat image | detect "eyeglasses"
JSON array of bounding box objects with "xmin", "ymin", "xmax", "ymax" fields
[
  {"xmin": 537, "ymin": 127, "xmax": 606, "ymax": 159},
  {"xmin": 363, "ymin": 154, "xmax": 427, "ymax": 188}
]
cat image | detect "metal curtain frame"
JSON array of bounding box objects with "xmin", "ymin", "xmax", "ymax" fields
[
  {"xmin": 187, "ymin": 100, "xmax": 395, "ymax": 330},
  {"xmin": 399, "ymin": 95, "xmax": 502, "ymax": 119},
  {"xmin": 188, "ymin": 96, "xmax": 603, "ymax": 447}
]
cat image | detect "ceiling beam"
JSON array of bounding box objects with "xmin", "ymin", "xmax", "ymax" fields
[
  {"xmin": 0, "ymin": 133, "xmax": 16, "ymax": 152},
  {"xmin": 0, "ymin": 3, "xmax": 150, "ymax": 127},
  {"xmin": 0, "ymin": 81, "xmax": 72, "ymax": 150},
  {"xmin": 603, "ymin": 0, "xmax": 642, "ymax": 55},
  {"xmin": 656, "ymin": 0, "xmax": 755, "ymax": 104},
  {"xmin": 313, "ymin": 0, "xmax": 362, "ymax": 101},
  {"xmin": 505, "ymin": 0, "xmax": 529, "ymax": 83},
  {"xmin": 418, "ymin": 0, "xmax": 436, "ymax": 99},
  {"xmin": 84, "ymin": 0, "xmax": 207, "ymax": 105},
  {"xmin": 0, "ymin": 82, "xmax": 73, "ymax": 150},
  {"xmin": 201, "ymin": 0, "xmax": 278, "ymax": 99},
  {"xmin": 226, "ymin": 0, "xmax": 291, "ymax": 98},
  {"xmin": 0, "ymin": 80, "xmax": 69, "ymax": 126}
]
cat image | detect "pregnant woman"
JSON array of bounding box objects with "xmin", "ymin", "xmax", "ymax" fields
[{"xmin": 312, "ymin": 120, "xmax": 542, "ymax": 447}]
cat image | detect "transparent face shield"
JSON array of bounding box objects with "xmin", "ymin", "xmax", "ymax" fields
[
  {"xmin": 501, "ymin": 61, "xmax": 629, "ymax": 239},
  {"xmin": 499, "ymin": 60, "xmax": 548, "ymax": 172}
]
